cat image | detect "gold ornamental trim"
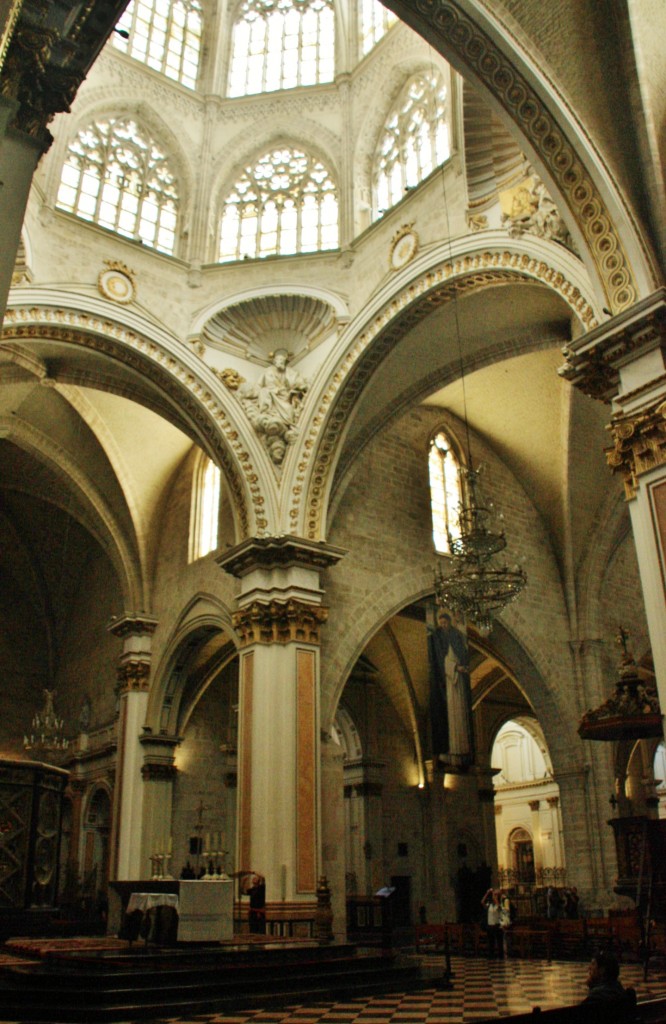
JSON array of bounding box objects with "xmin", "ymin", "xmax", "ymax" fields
[
  {"xmin": 233, "ymin": 599, "xmax": 328, "ymax": 647},
  {"xmin": 401, "ymin": 0, "xmax": 640, "ymax": 313},
  {"xmin": 116, "ymin": 659, "xmax": 151, "ymax": 693},
  {"xmin": 606, "ymin": 400, "xmax": 666, "ymax": 499}
]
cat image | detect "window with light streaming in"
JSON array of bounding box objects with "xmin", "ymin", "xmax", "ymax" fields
[
  {"xmin": 190, "ymin": 456, "xmax": 221, "ymax": 561},
  {"xmin": 429, "ymin": 430, "xmax": 462, "ymax": 555},
  {"xmin": 360, "ymin": 0, "xmax": 397, "ymax": 56},
  {"xmin": 112, "ymin": 0, "xmax": 202, "ymax": 89},
  {"xmin": 218, "ymin": 147, "xmax": 338, "ymax": 261},
  {"xmin": 374, "ymin": 69, "xmax": 451, "ymax": 218},
  {"xmin": 228, "ymin": 0, "xmax": 334, "ymax": 97},
  {"xmin": 56, "ymin": 118, "xmax": 179, "ymax": 254}
]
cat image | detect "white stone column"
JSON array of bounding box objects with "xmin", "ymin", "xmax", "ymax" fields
[
  {"xmin": 561, "ymin": 288, "xmax": 666, "ymax": 703},
  {"xmin": 107, "ymin": 615, "xmax": 158, "ymax": 880},
  {"xmin": 218, "ymin": 537, "xmax": 345, "ymax": 933},
  {"xmin": 140, "ymin": 734, "xmax": 180, "ymax": 878}
]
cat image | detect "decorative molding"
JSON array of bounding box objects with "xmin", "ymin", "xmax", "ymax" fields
[
  {"xmin": 218, "ymin": 535, "xmax": 346, "ymax": 579},
  {"xmin": 394, "ymin": 0, "xmax": 639, "ymax": 312},
  {"xmin": 98, "ymin": 260, "xmax": 137, "ymax": 305},
  {"xmin": 560, "ymin": 287, "xmax": 666, "ymax": 403},
  {"xmin": 389, "ymin": 224, "xmax": 419, "ymax": 271},
  {"xmin": 1, "ymin": 308, "xmax": 259, "ymax": 535},
  {"xmin": 606, "ymin": 400, "xmax": 666, "ymax": 500},
  {"xmin": 108, "ymin": 614, "xmax": 158, "ymax": 639},
  {"xmin": 232, "ymin": 599, "xmax": 328, "ymax": 647},
  {"xmin": 295, "ymin": 248, "xmax": 598, "ymax": 538},
  {"xmin": 528, "ymin": 800, "xmax": 540, "ymax": 812}
]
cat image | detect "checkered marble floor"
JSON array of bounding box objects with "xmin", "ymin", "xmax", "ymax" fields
[{"xmin": 142, "ymin": 956, "xmax": 666, "ymax": 1024}]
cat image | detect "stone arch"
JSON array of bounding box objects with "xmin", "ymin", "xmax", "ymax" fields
[
  {"xmin": 383, "ymin": 0, "xmax": 658, "ymax": 309},
  {"xmin": 292, "ymin": 235, "xmax": 599, "ymax": 539},
  {"xmin": 0, "ymin": 415, "xmax": 142, "ymax": 609},
  {"xmin": 2, "ymin": 296, "xmax": 276, "ymax": 538},
  {"xmin": 147, "ymin": 593, "xmax": 238, "ymax": 737}
]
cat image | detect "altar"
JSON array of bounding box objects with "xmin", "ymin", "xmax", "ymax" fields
[{"xmin": 109, "ymin": 879, "xmax": 233, "ymax": 943}]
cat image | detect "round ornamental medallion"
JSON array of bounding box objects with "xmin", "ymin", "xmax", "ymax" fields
[
  {"xmin": 389, "ymin": 226, "xmax": 419, "ymax": 271},
  {"xmin": 98, "ymin": 267, "xmax": 135, "ymax": 304}
]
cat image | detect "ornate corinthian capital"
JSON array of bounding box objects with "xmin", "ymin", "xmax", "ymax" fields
[
  {"xmin": 606, "ymin": 401, "xmax": 666, "ymax": 499},
  {"xmin": 233, "ymin": 599, "xmax": 328, "ymax": 647}
]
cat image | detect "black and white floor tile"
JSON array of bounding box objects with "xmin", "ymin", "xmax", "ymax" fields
[{"xmin": 146, "ymin": 956, "xmax": 666, "ymax": 1024}]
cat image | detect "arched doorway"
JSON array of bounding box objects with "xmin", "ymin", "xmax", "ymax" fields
[{"xmin": 81, "ymin": 787, "xmax": 111, "ymax": 919}]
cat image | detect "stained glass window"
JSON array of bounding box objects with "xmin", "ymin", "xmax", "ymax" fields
[
  {"xmin": 218, "ymin": 146, "xmax": 338, "ymax": 261},
  {"xmin": 360, "ymin": 0, "xmax": 396, "ymax": 56},
  {"xmin": 429, "ymin": 429, "xmax": 462, "ymax": 555},
  {"xmin": 228, "ymin": 0, "xmax": 334, "ymax": 97},
  {"xmin": 56, "ymin": 118, "xmax": 179, "ymax": 254},
  {"xmin": 113, "ymin": 0, "xmax": 202, "ymax": 89},
  {"xmin": 374, "ymin": 69, "xmax": 451, "ymax": 218}
]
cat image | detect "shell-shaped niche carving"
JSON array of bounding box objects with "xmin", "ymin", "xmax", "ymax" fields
[{"xmin": 202, "ymin": 293, "xmax": 338, "ymax": 362}]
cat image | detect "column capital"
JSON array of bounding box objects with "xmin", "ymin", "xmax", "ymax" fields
[
  {"xmin": 529, "ymin": 799, "xmax": 541, "ymax": 812},
  {"xmin": 606, "ymin": 399, "xmax": 666, "ymax": 498},
  {"xmin": 547, "ymin": 796, "xmax": 560, "ymax": 808},
  {"xmin": 233, "ymin": 598, "xmax": 328, "ymax": 647},
  {"xmin": 0, "ymin": 0, "xmax": 128, "ymax": 147},
  {"xmin": 117, "ymin": 659, "xmax": 151, "ymax": 694}
]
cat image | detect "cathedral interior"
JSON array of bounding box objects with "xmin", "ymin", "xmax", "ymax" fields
[{"xmin": 0, "ymin": 0, "xmax": 665, "ymax": 952}]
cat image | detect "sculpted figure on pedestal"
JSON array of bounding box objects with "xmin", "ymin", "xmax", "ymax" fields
[{"xmin": 237, "ymin": 349, "xmax": 309, "ymax": 464}]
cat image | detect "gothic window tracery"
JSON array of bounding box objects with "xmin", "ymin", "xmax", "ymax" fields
[
  {"xmin": 429, "ymin": 428, "xmax": 462, "ymax": 555},
  {"xmin": 360, "ymin": 0, "xmax": 397, "ymax": 56},
  {"xmin": 112, "ymin": 0, "xmax": 202, "ymax": 89},
  {"xmin": 373, "ymin": 69, "xmax": 451, "ymax": 219},
  {"xmin": 189, "ymin": 455, "xmax": 221, "ymax": 561},
  {"xmin": 218, "ymin": 146, "xmax": 338, "ymax": 261},
  {"xmin": 56, "ymin": 118, "xmax": 180, "ymax": 255},
  {"xmin": 228, "ymin": 0, "xmax": 334, "ymax": 97}
]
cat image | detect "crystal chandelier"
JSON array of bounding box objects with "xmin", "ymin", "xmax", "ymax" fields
[
  {"xmin": 435, "ymin": 465, "xmax": 527, "ymax": 635},
  {"xmin": 24, "ymin": 689, "xmax": 69, "ymax": 756}
]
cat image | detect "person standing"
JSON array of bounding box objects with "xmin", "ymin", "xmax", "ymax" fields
[{"xmin": 482, "ymin": 888, "xmax": 502, "ymax": 958}]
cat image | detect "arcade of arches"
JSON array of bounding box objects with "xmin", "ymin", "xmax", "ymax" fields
[{"xmin": 1, "ymin": 0, "xmax": 666, "ymax": 940}]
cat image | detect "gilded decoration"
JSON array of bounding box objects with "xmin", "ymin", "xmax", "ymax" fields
[
  {"xmin": 467, "ymin": 213, "xmax": 488, "ymax": 232},
  {"xmin": 605, "ymin": 401, "xmax": 666, "ymax": 500},
  {"xmin": 293, "ymin": 249, "xmax": 598, "ymax": 539},
  {"xmin": 215, "ymin": 368, "xmax": 245, "ymax": 390},
  {"xmin": 389, "ymin": 224, "xmax": 419, "ymax": 271},
  {"xmin": 2, "ymin": 309, "xmax": 260, "ymax": 535},
  {"xmin": 116, "ymin": 659, "xmax": 151, "ymax": 693},
  {"xmin": 233, "ymin": 600, "xmax": 328, "ymax": 647},
  {"xmin": 98, "ymin": 260, "xmax": 136, "ymax": 305},
  {"xmin": 500, "ymin": 172, "xmax": 575, "ymax": 253},
  {"xmin": 402, "ymin": 0, "xmax": 640, "ymax": 313}
]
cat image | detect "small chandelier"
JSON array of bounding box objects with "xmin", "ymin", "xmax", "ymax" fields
[
  {"xmin": 24, "ymin": 689, "xmax": 69, "ymax": 756},
  {"xmin": 435, "ymin": 466, "xmax": 527, "ymax": 635}
]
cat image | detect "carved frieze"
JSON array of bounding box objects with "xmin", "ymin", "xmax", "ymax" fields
[
  {"xmin": 233, "ymin": 599, "xmax": 328, "ymax": 647},
  {"xmin": 606, "ymin": 400, "xmax": 666, "ymax": 499}
]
